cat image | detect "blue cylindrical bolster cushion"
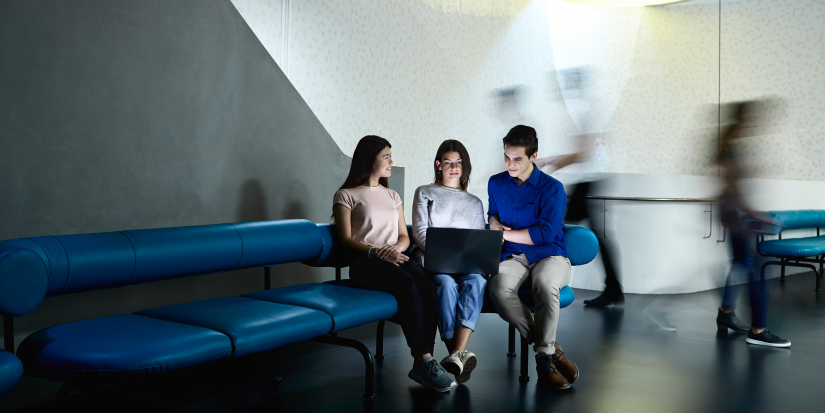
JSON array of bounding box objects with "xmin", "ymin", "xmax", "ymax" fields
[
  {"xmin": 562, "ymin": 225, "xmax": 599, "ymax": 266},
  {"xmin": 0, "ymin": 247, "xmax": 48, "ymax": 317},
  {"xmin": 0, "ymin": 350, "xmax": 24, "ymax": 396}
]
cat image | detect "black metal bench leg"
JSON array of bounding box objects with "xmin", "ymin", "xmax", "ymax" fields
[
  {"xmin": 519, "ymin": 332, "xmax": 530, "ymax": 382},
  {"xmin": 312, "ymin": 334, "xmax": 375, "ymax": 399},
  {"xmin": 780, "ymin": 259, "xmax": 786, "ymax": 282},
  {"xmin": 507, "ymin": 324, "xmax": 516, "ymax": 357},
  {"xmin": 271, "ymin": 347, "xmax": 282, "ymax": 383},
  {"xmin": 375, "ymin": 320, "xmax": 385, "ymax": 361}
]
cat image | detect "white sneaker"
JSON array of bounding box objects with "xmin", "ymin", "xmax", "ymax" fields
[
  {"xmin": 440, "ymin": 350, "xmax": 463, "ymax": 378},
  {"xmin": 457, "ymin": 351, "xmax": 477, "ymax": 384}
]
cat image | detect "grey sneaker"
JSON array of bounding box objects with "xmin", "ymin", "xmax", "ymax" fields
[
  {"xmin": 457, "ymin": 351, "xmax": 477, "ymax": 384},
  {"xmin": 409, "ymin": 358, "xmax": 457, "ymax": 392}
]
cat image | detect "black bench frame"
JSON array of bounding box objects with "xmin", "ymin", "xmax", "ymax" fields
[
  {"xmin": 756, "ymin": 228, "xmax": 825, "ymax": 291},
  {"xmin": 265, "ymin": 267, "xmax": 377, "ymax": 399}
]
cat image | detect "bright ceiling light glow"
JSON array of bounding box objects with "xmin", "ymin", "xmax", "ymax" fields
[{"xmin": 561, "ymin": 0, "xmax": 687, "ymax": 6}]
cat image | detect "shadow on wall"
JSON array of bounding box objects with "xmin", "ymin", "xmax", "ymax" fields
[
  {"xmin": 236, "ymin": 179, "xmax": 269, "ymax": 222},
  {"xmin": 266, "ymin": 180, "xmax": 334, "ymax": 287}
]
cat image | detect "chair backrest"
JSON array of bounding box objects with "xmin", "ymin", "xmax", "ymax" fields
[
  {"xmin": 0, "ymin": 219, "xmax": 323, "ymax": 317},
  {"xmin": 765, "ymin": 210, "xmax": 825, "ymax": 231},
  {"xmin": 302, "ymin": 223, "xmax": 599, "ymax": 268}
]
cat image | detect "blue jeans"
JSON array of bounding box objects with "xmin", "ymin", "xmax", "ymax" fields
[
  {"xmin": 431, "ymin": 271, "xmax": 487, "ymax": 341},
  {"xmin": 721, "ymin": 226, "xmax": 770, "ymax": 329}
]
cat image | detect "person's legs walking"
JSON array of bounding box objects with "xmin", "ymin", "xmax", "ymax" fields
[
  {"xmin": 717, "ymin": 227, "xmax": 751, "ymax": 332},
  {"xmin": 740, "ymin": 233, "xmax": 790, "ymax": 347},
  {"xmin": 599, "ymin": 240, "xmax": 624, "ymax": 302}
]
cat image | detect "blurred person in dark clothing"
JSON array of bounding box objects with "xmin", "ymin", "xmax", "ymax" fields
[
  {"xmin": 536, "ymin": 134, "xmax": 624, "ymax": 307},
  {"xmin": 715, "ymin": 100, "xmax": 790, "ymax": 348}
]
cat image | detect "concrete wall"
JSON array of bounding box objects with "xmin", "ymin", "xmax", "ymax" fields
[{"xmin": 0, "ymin": 0, "xmax": 403, "ymax": 351}]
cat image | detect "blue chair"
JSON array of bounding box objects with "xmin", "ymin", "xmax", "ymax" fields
[{"xmin": 753, "ymin": 210, "xmax": 825, "ymax": 291}]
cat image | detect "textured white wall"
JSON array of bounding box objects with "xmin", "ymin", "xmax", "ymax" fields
[{"xmin": 232, "ymin": 0, "xmax": 825, "ymax": 221}]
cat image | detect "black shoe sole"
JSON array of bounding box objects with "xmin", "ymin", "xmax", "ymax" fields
[{"xmin": 584, "ymin": 299, "xmax": 623, "ymax": 307}]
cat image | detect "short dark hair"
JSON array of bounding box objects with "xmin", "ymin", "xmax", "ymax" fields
[
  {"xmin": 433, "ymin": 139, "xmax": 472, "ymax": 191},
  {"xmin": 502, "ymin": 125, "xmax": 538, "ymax": 158}
]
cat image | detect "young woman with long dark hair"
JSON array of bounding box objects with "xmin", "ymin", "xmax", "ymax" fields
[
  {"xmin": 409, "ymin": 140, "xmax": 486, "ymax": 385},
  {"xmin": 332, "ymin": 135, "xmax": 455, "ymax": 392}
]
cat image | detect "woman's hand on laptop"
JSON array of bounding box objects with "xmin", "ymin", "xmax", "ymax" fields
[{"xmin": 377, "ymin": 244, "xmax": 409, "ymax": 266}]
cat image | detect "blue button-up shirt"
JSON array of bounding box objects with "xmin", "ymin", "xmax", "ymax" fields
[{"xmin": 487, "ymin": 165, "xmax": 567, "ymax": 264}]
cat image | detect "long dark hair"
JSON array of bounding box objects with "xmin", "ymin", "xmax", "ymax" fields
[
  {"xmin": 339, "ymin": 135, "xmax": 392, "ymax": 191},
  {"xmin": 433, "ymin": 139, "xmax": 472, "ymax": 191}
]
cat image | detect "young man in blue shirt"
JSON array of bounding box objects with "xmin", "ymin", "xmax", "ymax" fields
[{"xmin": 487, "ymin": 125, "xmax": 579, "ymax": 390}]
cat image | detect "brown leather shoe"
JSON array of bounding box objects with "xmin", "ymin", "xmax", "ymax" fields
[
  {"xmin": 553, "ymin": 342, "xmax": 579, "ymax": 384},
  {"xmin": 536, "ymin": 355, "xmax": 571, "ymax": 390}
]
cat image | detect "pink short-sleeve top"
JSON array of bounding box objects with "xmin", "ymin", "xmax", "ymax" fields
[{"xmin": 334, "ymin": 185, "xmax": 403, "ymax": 248}]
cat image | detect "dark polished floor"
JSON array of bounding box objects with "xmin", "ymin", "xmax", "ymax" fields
[{"xmin": 3, "ymin": 272, "xmax": 825, "ymax": 413}]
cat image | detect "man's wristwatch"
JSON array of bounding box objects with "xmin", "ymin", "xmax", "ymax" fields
[{"xmin": 367, "ymin": 247, "xmax": 377, "ymax": 259}]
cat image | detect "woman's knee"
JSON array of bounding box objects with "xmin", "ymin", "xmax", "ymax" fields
[
  {"xmin": 433, "ymin": 274, "xmax": 458, "ymax": 297},
  {"xmin": 463, "ymin": 274, "xmax": 487, "ymax": 288}
]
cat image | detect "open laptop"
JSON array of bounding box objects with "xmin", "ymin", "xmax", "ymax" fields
[{"xmin": 424, "ymin": 227, "xmax": 503, "ymax": 275}]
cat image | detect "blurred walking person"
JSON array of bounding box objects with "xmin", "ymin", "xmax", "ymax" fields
[
  {"xmin": 536, "ymin": 134, "xmax": 624, "ymax": 307},
  {"xmin": 714, "ymin": 100, "xmax": 790, "ymax": 348}
]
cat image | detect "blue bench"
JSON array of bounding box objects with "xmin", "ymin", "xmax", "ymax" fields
[
  {"xmin": 0, "ymin": 219, "xmax": 597, "ymax": 399},
  {"xmin": 305, "ymin": 224, "xmax": 599, "ymax": 382},
  {"xmin": 755, "ymin": 210, "xmax": 825, "ymax": 291},
  {"xmin": 0, "ymin": 220, "xmax": 396, "ymax": 399}
]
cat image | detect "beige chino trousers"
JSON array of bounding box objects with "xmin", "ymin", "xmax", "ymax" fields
[{"xmin": 489, "ymin": 254, "xmax": 571, "ymax": 355}]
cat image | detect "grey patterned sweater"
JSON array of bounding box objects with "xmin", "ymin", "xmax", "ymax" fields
[{"xmin": 410, "ymin": 184, "xmax": 486, "ymax": 259}]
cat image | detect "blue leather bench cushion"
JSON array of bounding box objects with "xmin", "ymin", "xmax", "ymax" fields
[
  {"xmin": 243, "ymin": 284, "xmax": 398, "ymax": 333},
  {"xmin": 766, "ymin": 210, "xmax": 825, "ymax": 230},
  {"xmin": 303, "ymin": 224, "xmax": 352, "ymax": 268},
  {"xmin": 135, "ymin": 297, "xmax": 332, "ymax": 357},
  {"xmin": 121, "ymin": 225, "xmax": 243, "ymax": 285},
  {"xmin": 17, "ymin": 314, "xmax": 232, "ymax": 380},
  {"xmin": 0, "ymin": 350, "xmax": 23, "ymax": 396},
  {"xmin": 0, "ymin": 245, "xmax": 48, "ymax": 316},
  {"xmin": 758, "ymin": 235, "xmax": 825, "ymax": 258},
  {"xmin": 52, "ymin": 232, "xmax": 137, "ymax": 294},
  {"xmin": 231, "ymin": 220, "xmax": 324, "ymax": 269}
]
